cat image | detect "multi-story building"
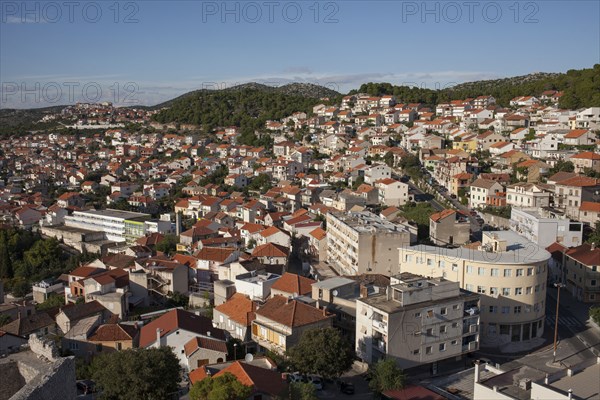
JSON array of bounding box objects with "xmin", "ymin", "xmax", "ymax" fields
[
  {"xmin": 429, "ymin": 209, "xmax": 470, "ymax": 247},
  {"xmin": 398, "ymin": 231, "xmax": 550, "ymax": 350},
  {"xmin": 510, "ymin": 207, "xmax": 583, "ymax": 248},
  {"xmin": 469, "ymin": 179, "xmax": 503, "ymax": 209},
  {"xmin": 553, "ymin": 176, "xmax": 600, "ymax": 219},
  {"xmin": 356, "ymin": 273, "xmax": 480, "ymax": 370},
  {"xmin": 564, "ymin": 243, "xmax": 600, "ymax": 303},
  {"xmin": 506, "ymin": 183, "xmax": 551, "ymax": 208},
  {"xmin": 326, "ymin": 211, "xmax": 413, "ymax": 276},
  {"xmin": 251, "ymin": 295, "xmax": 333, "ymax": 354},
  {"xmin": 63, "ymin": 209, "xmax": 171, "ymax": 243}
]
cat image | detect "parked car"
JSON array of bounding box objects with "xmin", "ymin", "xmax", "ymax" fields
[
  {"xmin": 288, "ymin": 372, "xmax": 309, "ymax": 384},
  {"xmin": 309, "ymin": 375, "xmax": 324, "ymax": 390},
  {"xmin": 340, "ymin": 381, "xmax": 355, "ymax": 394},
  {"xmin": 76, "ymin": 380, "xmax": 96, "ymax": 395}
]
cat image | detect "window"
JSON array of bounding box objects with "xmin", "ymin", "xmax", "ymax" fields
[
  {"xmin": 477, "ymin": 286, "xmax": 486, "ymax": 294},
  {"xmin": 116, "ymin": 342, "xmax": 122, "ymax": 351},
  {"xmin": 426, "ymin": 346, "xmax": 432, "ymax": 355},
  {"xmin": 439, "ymin": 343, "xmax": 446, "ymax": 352},
  {"xmin": 440, "ymin": 307, "xmax": 447, "ymax": 315},
  {"xmin": 478, "ymin": 267, "xmax": 485, "ymax": 276},
  {"xmin": 452, "ymin": 322, "xmax": 458, "ymax": 328},
  {"xmin": 490, "ymin": 287, "xmax": 498, "ymax": 295},
  {"xmin": 451, "ymin": 340, "xmax": 458, "ymax": 345},
  {"xmin": 466, "ymin": 266, "xmax": 474, "ymax": 274},
  {"xmin": 440, "ymin": 325, "xmax": 447, "ymax": 333},
  {"xmin": 452, "ymin": 263, "xmax": 458, "ymax": 272},
  {"xmin": 413, "ymin": 349, "xmax": 420, "ymax": 355},
  {"xmin": 96, "ymin": 344, "xmax": 103, "ymax": 352},
  {"xmin": 414, "ymin": 312, "xmax": 421, "ymax": 318},
  {"xmin": 514, "ymin": 306, "xmax": 522, "ymax": 314},
  {"xmin": 466, "ymin": 284, "xmax": 474, "ymax": 292},
  {"xmin": 535, "ymin": 285, "xmax": 540, "ymax": 293},
  {"xmin": 527, "ymin": 268, "xmax": 534, "ymax": 276},
  {"xmin": 592, "ymin": 280, "xmax": 597, "ymax": 286},
  {"xmin": 504, "ymin": 269, "xmax": 511, "ymax": 277},
  {"xmin": 491, "ymin": 268, "xmax": 499, "ymax": 277},
  {"xmin": 502, "ymin": 306, "xmax": 510, "ymax": 314},
  {"xmin": 515, "ymin": 287, "xmax": 523, "ymax": 295},
  {"xmin": 502, "ymin": 287, "xmax": 510, "ymax": 296},
  {"xmin": 426, "ymin": 328, "xmax": 433, "ymax": 336},
  {"xmin": 452, "ymin": 304, "xmax": 460, "ymax": 310},
  {"xmin": 427, "ymin": 259, "xmax": 433, "ymax": 266},
  {"xmin": 489, "ymin": 306, "xmax": 497, "ymax": 313},
  {"xmin": 516, "ymin": 269, "xmax": 524, "ymax": 277},
  {"xmin": 525, "ymin": 306, "xmax": 531, "ymax": 313}
]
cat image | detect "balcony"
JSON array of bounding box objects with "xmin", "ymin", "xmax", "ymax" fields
[
  {"xmin": 372, "ymin": 319, "xmax": 387, "ymax": 331},
  {"xmin": 462, "ymin": 341, "xmax": 478, "ymax": 352}
]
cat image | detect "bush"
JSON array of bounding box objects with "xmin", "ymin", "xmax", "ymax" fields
[{"xmin": 590, "ymin": 307, "xmax": 600, "ymax": 325}]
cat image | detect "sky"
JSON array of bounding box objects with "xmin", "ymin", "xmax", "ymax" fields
[{"xmin": 1, "ymin": 0, "xmax": 599, "ymax": 108}]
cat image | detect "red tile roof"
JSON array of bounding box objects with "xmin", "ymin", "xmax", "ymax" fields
[
  {"xmin": 271, "ymin": 273, "xmax": 315, "ymax": 296},
  {"xmin": 214, "ymin": 293, "xmax": 257, "ymax": 326},
  {"xmin": 184, "ymin": 336, "xmax": 228, "ymax": 356},
  {"xmin": 565, "ymin": 243, "xmax": 600, "ymax": 266},
  {"xmin": 255, "ymin": 295, "xmax": 332, "ymax": 328}
]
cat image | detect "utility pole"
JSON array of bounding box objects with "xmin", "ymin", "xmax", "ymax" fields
[{"xmin": 553, "ymin": 283, "xmax": 564, "ymax": 363}]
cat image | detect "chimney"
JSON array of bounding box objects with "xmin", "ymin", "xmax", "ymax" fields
[
  {"xmin": 360, "ymin": 284, "xmax": 368, "ymax": 299},
  {"xmin": 315, "ymin": 300, "xmax": 320, "ymax": 310},
  {"xmin": 286, "ymin": 296, "xmax": 291, "ymax": 304},
  {"xmin": 568, "ymin": 389, "xmax": 573, "ymax": 399},
  {"xmin": 155, "ymin": 328, "xmax": 163, "ymax": 348},
  {"xmin": 474, "ymin": 360, "xmax": 481, "ymax": 383},
  {"xmin": 592, "ymin": 242, "xmax": 596, "ymax": 251},
  {"xmin": 386, "ymin": 286, "xmax": 391, "ymax": 301},
  {"xmin": 322, "ymin": 307, "xmax": 327, "ymax": 317},
  {"xmin": 207, "ymin": 331, "xmax": 211, "ymax": 337}
]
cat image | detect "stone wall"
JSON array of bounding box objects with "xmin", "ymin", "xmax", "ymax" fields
[
  {"xmin": 27, "ymin": 334, "xmax": 59, "ymax": 361},
  {"xmin": 10, "ymin": 357, "xmax": 76, "ymax": 400},
  {"xmin": 0, "ymin": 361, "xmax": 26, "ymax": 400}
]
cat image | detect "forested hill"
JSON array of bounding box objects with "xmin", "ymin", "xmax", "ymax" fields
[
  {"xmin": 355, "ymin": 64, "xmax": 600, "ymax": 108},
  {"xmin": 151, "ymin": 83, "xmax": 341, "ymax": 142}
]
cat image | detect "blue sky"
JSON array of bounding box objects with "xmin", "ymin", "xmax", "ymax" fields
[{"xmin": 1, "ymin": 0, "xmax": 599, "ymax": 108}]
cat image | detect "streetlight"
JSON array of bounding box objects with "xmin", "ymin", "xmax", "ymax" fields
[
  {"xmin": 234, "ymin": 343, "xmax": 238, "ymax": 360},
  {"xmin": 553, "ymin": 282, "xmax": 564, "ymax": 363}
]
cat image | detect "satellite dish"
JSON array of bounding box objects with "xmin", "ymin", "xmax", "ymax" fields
[
  {"xmin": 245, "ymin": 353, "xmax": 254, "ymax": 362},
  {"xmin": 332, "ymin": 290, "xmax": 339, "ymax": 297}
]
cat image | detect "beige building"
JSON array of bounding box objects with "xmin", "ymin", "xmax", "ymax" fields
[
  {"xmin": 506, "ymin": 183, "xmax": 551, "ymax": 208},
  {"xmin": 553, "ymin": 176, "xmax": 600, "ymax": 219},
  {"xmin": 579, "ymin": 201, "xmax": 600, "ymax": 225},
  {"xmin": 564, "ymin": 243, "xmax": 600, "ymax": 303},
  {"xmin": 398, "ymin": 231, "xmax": 550, "ymax": 350},
  {"xmin": 469, "ymin": 179, "xmax": 503, "ymax": 209},
  {"xmin": 326, "ymin": 211, "xmax": 413, "ymax": 276},
  {"xmin": 251, "ymin": 295, "xmax": 333, "ymax": 354},
  {"xmin": 570, "ymin": 151, "xmax": 600, "ymax": 173},
  {"xmin": 429, "ymin": 209, "xmax": 470, "ymax": 246},
  {"xmin": 356, "ymin": 273, "xmax": 480, "ymax": 370}
]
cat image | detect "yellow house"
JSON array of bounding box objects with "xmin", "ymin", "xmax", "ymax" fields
[{"xmin": 452, "ymin": 133, "xmax": 478, "ymax": 153}]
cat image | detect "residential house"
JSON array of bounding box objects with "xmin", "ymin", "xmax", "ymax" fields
[
  {"xmin": 429, "ymin": 209, "xmax": 470, "ymax": 246},
  {"xmin": 554, "ymin": 176, "xmax": 600, "ymax": 219},
  {"xmin": 506, "ymin": 183, "xmax": 551, "ymax": 208},
  {"xmin": 564, "ymin": 243, "xmax": 600, "ymax": 303},
  {"xmin": 213, "ymin": 293, "xmax": 257, "ymax": 342},
  {"xmin": 469, "ymin": 179, "xmax": 503, "ymax": 209},
  {"xmin": 251, "ymin": 295, "xmax": 333, "ymax": 354},
  {"xmin": 270, "ymin": 272, "xmax": 315, "ymax": 298}
]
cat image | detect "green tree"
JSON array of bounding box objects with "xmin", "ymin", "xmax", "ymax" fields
[
  {"xmin": 367, "ymin": 358, "xmax": 406, "ymax": 396},
  {"xmin": 11, "ymin": 278, "xmax": 30, "ymax": 298},
  {"xmin": 383, "ymin": 151, "xmax": 395, "ymax": 168},
  {"xmin": 91, "ymin": 347, "xmax": 181, "ymax": 400},
  {"xmin": 0, "ymin": 230, "xmax": 13, "ymax": 279},
  {"xmin": 36, "ymin": 294, "xmax": 65, "ymax": 310},
  {"xmin": 156, "ymin": 234, "xmax": 179, "ymax": 256},
  {"xmin": 288, "ymin": 382, "xmax": 318, "ymax": 400},
  {"xmin": 0, "ymin": 313, "xmax": 11, "ymax": 327},
  {"xmin": 189, "ymin": 372, "xmax": 253, "ymax": 400},
  {"xmin": 287, "ymin": 328, "xmax": 354, "ymax": 380},
  {"xmin": 586, "ymin": 221, "xmax": 600, "ymax": 245}
]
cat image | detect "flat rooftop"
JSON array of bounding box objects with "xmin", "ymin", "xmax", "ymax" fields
[
  {"xmin": 72, "ymin": 208, "xmax": 150, "ymax": 220},
  {"xmin": 312, "ymin": 277, "xmax": 355, "ymax": 290},
  {"xmin": 548, "ymin": 363, "xmax": 600, "ymax": 400},
  {"xmin": 330, "ymin": 211, "xmax": 409, "ymax": 234},
  {"xmin": 400, "ymin": 231, "xmax": 550, "ymax": 264}
]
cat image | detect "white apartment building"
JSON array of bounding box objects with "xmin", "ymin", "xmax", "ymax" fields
[
  {"xmin": 506, "ymin": 183, "xmax": 551, "ymax": 208},
  {"xmin": 326, "ymin": 211, "xmax": 414, "ymax": 276},
  {"xmin": 469, "ymin": 179, "xmax": 504, "ymax": 209},
  {"xmin": 356, "ymin": 273, "xmax": 480, "ymax": 370},
  {"xmin": 510, "ymin": 207, "xmax": 583, "ymax": 248},
  {"xmin": 64, "ymin": 209, "xmax": 170, "ymax": 243},
  {"xmin": 399, "ymin": 231, "xmax": 550, "ymax": 350}
]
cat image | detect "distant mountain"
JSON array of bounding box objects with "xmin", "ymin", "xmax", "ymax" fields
[
  {"xmin": 151, "ymin": 82, "xmax": 340, "ymax": 110},
  {"xmin": 0, "ymin": 106, "xmax": 64, "ymax": 136},
  {"xmin": 151, "ymin": 83, "xmax": 341, "ymax": 145},
  {"xmin": 356, "ymin": 64, "xmax": 600, "ymax": 108}
]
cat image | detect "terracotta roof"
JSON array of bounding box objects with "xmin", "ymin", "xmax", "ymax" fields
[
  {"xmin": 251, "ymin": 243, "xmax": 289, "ymax": 258},
  {"xmin": 430, "ymin": 209, "xmax": 456, "ymax": 222},
  {"xmin": 194, "ymin": 247, "xmax": 237, "ymax": 263},
  {"xmin": 580, "ymin": 201, "xmax": 600, "ymax": 212},
  {"xmin": 565, "ymin": 243, "xmax": 600, "ymax": 267},
  {"xmin": 555, "ymin": 176, "xmax": 599, "ymax": 187},
  {"xmin": 184, "ymin": 336, "xmax": 228, "ymax": 356},
  {"xmin": 88, "ymin": 323, "xmax": 138, "ymax": 342},
  {"xmin": 139, "ymin": 309, "xmax": 226, "ymax": 348},
  {"xmin": 70, "ymin": 266, "xmax": 105, "ymax": 278},
  {"xmin": 547, "ymin": 171, "xmax": 578, "ymax": 183},
  {"xmin": 259, "ymin": 226, "xmax": 284, "ymax": 238},
  {"xmin": 60, "ymin": 300, "xmax": 108, "ymax": 322},
  {"xmin": 1, "ymin": 312, "xmax": 54, "ymax": 336},
  {"xmin": 214, "ymin": 293, "xmax": 257, "ymax": 326},
  {"xmin": 564, "ymin": 129, "xmax": 589, "ymax": 138},
  {"xmin": 309, "ymin": 227, "xmax": 326, "ymax": 241},
  {"xmin": 255, "ymin": 295, "xmax": 332, "ymax": 328},
  {"xmin": 571, "ymin": 151, "xmax": 600, "ymax": 160},
  {"xmin": 271, "ymin": 273, "xmax": 315, "ymax": 296},
  {"xmin": 471, "ymin": 178, "xmax": 500, "ymax": 190}
]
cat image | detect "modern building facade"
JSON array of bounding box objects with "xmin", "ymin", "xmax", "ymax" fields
[
  {"xmin": 356, "ymin": 273, "xmax": 480, "ymax": 370},
  {"xmin": 398, "ymin": 231, "xmax": 550, "ymax": 350},
  {"xmin": 326, "ymin": 211, "xmax": 413, "ymax": 276},
  {"xmin": 510, "ymin": 207, "xmax": 583, "ymax": 248}
]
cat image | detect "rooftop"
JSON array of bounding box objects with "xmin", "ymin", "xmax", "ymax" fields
[
  {"xmin": 72, "ymin": 208, "xmax": 150, "ymax": 221},
  {"xmin": 329, "ymin": 211, "xmax": 410, "ymax": 234}
]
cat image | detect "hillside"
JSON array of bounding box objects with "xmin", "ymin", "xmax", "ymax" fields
[
  {"xmin": 152, "ymin": 83, "xmax": 341, "ymax": 144},
  {"xmin": 0, "ymin": 106, "xmax": 64, "ymax": 136},
  {"xmin": 355, "ymin": 64, "xmax": 600, "ymax": 108}
]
